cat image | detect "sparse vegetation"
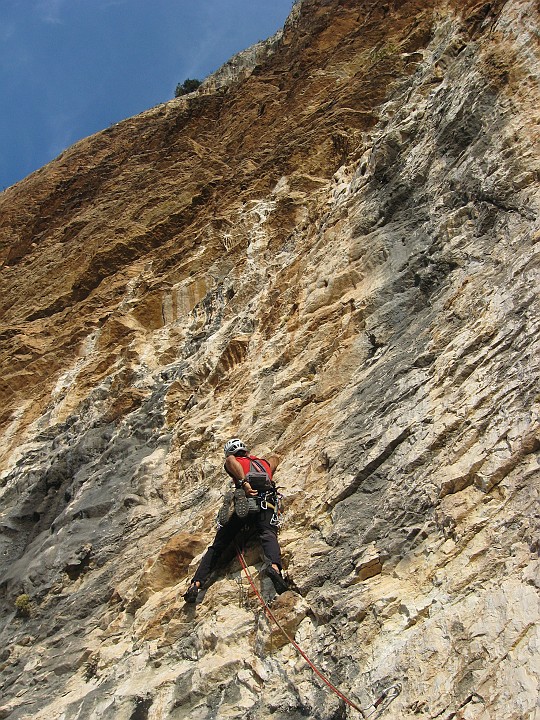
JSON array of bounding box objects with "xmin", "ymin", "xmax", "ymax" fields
[
  {"xmin": 369, "ymin": 42, "xmax": 399, "ymax": 63},
  {"xmin": 175, "ymin": 78, "xmax": 202, "ymax": 97},
  {"xmin": 15, "ymin": 594, "xmax": 32, "ymax": 618},
  {"xmin": 84, "ymin": 653, "xmax": 100, "ymax": 681}
]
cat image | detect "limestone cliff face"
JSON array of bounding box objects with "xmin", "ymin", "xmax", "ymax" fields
[{"xmin": 0, "ymin": 1, "xmax": 539, "ymax": 718}]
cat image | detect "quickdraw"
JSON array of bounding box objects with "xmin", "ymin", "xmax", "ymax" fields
[
  {"xmin": 259, "ymin": 494, "xmax": 272, "ymax": 511},
  {"xmin": 368, "ymin": 684, "xmax": 402, "ymax": 716},
  {"xmin": 260, "ymin": 490, "xmax": 283, "ymax": 527}
]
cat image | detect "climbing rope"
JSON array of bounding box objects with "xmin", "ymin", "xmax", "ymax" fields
[{"xmin": 235, "ymin": 545, "xmax": 401, "ymax": 717}]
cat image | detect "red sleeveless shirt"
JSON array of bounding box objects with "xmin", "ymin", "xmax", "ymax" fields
[
  {"xmin": 224, "ymin": 455, "xmax": 273, "ymax": 481},
  {"xmin": 236, "ymin": 455, "xmax": 273, "ymax": 480}
]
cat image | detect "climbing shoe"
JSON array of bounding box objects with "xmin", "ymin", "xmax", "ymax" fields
[
  {"xmin": 217, "ymin": 489, "xmax": 235, "ymax": 526},
  {"xmin": 234, "ymin": 487, "xmax": 250, "ymax": 519},
  {"xmin": 265, "ymin": 567, "xmax": 289, "ymax": 594},
  {"xmin": 183, "ymin": 583, "xmax": 199, "ymax": 604}
]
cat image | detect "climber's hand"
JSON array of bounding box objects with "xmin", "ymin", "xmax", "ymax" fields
[{"xmin": 243, "ymin": 482, "xmax": 257, "ymax": 497}]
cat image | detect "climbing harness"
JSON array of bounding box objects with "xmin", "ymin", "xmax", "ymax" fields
[
  {"xmin": 235, "ymin": 545, "xmax": 402, "ymax": 717},
  {"xmin": 216, "ymin": 487, "xmax": 282, "ymax": 535}
]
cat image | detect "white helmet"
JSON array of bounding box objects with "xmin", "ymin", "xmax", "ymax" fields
[{"xmin": 224, "ymin": 438, "xmax": 248, "ymax": 457}]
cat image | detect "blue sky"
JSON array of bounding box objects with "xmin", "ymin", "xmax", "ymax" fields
[{"xmin": 0, "ymin": 0, "xmax": 294, "ymax": 191}]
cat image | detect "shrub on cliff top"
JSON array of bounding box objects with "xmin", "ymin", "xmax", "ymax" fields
[{"xmin": 175, "ymin": 78, "xmax": 202, "ymax": 97}]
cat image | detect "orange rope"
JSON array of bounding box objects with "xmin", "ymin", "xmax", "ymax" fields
[{"xmin": 235, "ymin": 546, "xmax": 367, "ymax": 718}]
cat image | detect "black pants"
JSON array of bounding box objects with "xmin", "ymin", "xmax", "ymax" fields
[{"xmin": 192, "ymin": 508, "xmax": 282, "ymax": 586}]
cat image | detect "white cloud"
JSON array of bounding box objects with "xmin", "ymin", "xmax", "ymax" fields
[{"xmin": 35, "ymin": 0, "xmax": 66, "ymax": 24}]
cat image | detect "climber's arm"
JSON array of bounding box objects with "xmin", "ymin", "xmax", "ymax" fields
[
  {"xmin": 267, "ymin": 454, "xmax": 281, "ymax": 474},
  {"xmin": 224, "ymin": 455, "xmax": 257, "ymax": 496}
]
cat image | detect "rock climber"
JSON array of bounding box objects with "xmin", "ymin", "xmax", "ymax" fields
[{"xmin": 183, "ymin": 438, "xmax": 288, "ymax": 603}]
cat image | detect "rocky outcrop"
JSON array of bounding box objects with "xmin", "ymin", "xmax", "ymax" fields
[
  {"xmin": 199, "ymin": 31, "xmax": 284, "ymax": 95},
  {"xmin": 0, "ymin": 1, "xmax": 539, "ymax": 718}
]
